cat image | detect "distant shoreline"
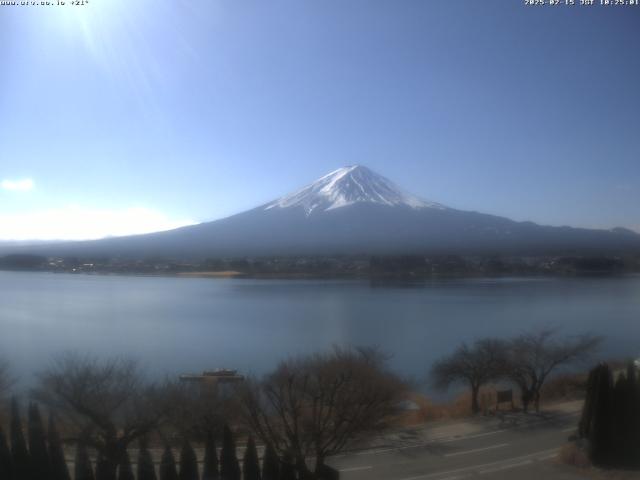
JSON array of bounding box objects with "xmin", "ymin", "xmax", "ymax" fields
[
  {"xmin": 1, "ymin": 251, "xmax": 639, "ymax": 280},
  {"xmin": 1, "ymin": 267, "xmax": 639, "ymax": 282},
  {"xmin": 176, "ymin": 270, "xmax": 244, "ymax": 278}
]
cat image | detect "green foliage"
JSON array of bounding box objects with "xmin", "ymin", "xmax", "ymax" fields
[
  {"xmin": 10, "ymin": 398, "xmax": 31, "ymax": 480},
  {"xmin": 137, "ymin": 439, "xmax": 157, "ymax": 480},
  {"xmin": 261, "ymin": 443, "xmax": 279, "ymax": 480},
  {"xmin": 242, "ymin": 436, "xmax": 261, "ymax": 480},
  {"xmin": 0, "ymin": 425, "xmax": 14, "ymax": 480},
  {"xmin": 74, "ymin": 442, "xmax": 95, "ymax": 480},
  {"xmin": 220, "ymin": 425, "xmax": 240, "ymax": 480},
  {"xmin": 179, "ymin": 440, "xmax": 199, "ymax": 480},
  {"xmin": 202, "ymin": 433, "xmax": 219, "ymax": 480},
  {"xmin": 159, "ymin": 446, "xmax": 179, "ymax": 480},
  {"xmin": 48, "ymin": 413, "xmax": 71, "ymax": 480},
  {"xmin": 118, "ymin": 451, "xmax": 135, "ymax": 480}
]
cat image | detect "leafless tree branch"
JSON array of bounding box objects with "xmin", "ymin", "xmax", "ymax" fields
[{"xmin": 239, "ymin": 346, "xmax": 407, "ymax": 479}]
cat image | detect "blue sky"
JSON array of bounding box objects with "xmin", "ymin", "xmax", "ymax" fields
[{"xmin": 1, "ymin": 0, "xmax": 639, "ymax": 240}]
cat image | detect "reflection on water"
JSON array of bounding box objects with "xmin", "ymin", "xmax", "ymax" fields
[{"xmin": 0, "ymin": 271, "xmax": 638, "ymax": 389}]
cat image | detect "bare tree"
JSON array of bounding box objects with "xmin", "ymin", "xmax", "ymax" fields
[
  {"xmin": 33, "ymin": 353, "xmax": 166, "ymax": 480},
  {"xmin": 430, "ymin": 338, "xmax": 508, "ymax": 414},
  {"xmin": 0, "ymin": 359, "xmax": 12, "ymax": 399},
  {"xmin": 0, "ymin": 359, "xmax": 13, "ymax": 423},
  {"xmin": 240, "ymin": 346, "xmax": 407, "ymax": 479},
  {"xmin": 157, "ymin": 379, "xmax": 240, "ymax": 442},
  {"xmin": 505, "ymin": 329, "xmax": 601, "ymax": 413}
]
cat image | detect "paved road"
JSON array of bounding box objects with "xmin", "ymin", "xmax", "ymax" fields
[{"xmin": 328, "ymin": 405, "xmax": 586, "ymax": 480}]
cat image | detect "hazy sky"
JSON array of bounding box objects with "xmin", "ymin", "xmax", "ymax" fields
[{"xmin": 1, "ymin": 1, "xmax": 639, "ymax": 240}]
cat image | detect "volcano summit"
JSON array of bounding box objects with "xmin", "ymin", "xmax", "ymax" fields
[{"xmin": 4, "ymin": 166, "xmax": 640, "ymax": 259}]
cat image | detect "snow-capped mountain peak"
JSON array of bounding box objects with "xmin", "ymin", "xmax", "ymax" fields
[{"xmin": 264, "ymin": 165, "xmax": 446, "ymax": 215}]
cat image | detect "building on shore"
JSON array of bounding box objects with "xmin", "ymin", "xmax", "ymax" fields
[{"xmin": 179, "ymin": 369, "xmax": 245, "ymax": 397}]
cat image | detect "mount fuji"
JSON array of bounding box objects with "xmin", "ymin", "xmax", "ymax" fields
[
  {"xmin": 6, "ymin": 165, "xmax": 640, "ymax": 259},
  {"xmin": 263, "ymin": 165, "xmax": 445, "ymax": 214}
]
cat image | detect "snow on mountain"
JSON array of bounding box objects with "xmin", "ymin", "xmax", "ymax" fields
[
  {"xmin": 4, "ymin": 165, "xmax": 639, "ymax": 260},
  {"xmin": 264, "ymin": 165, "xmax": 446, "ymax": 215}
]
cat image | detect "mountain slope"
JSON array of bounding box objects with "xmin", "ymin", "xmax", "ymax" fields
[
  {"xmin": 263, "ymin": 165, "xmax": 445, "ymax": 214},
  {"xmin": 4, "ymin": 166, "xmax": 640, "ymax": 259}
]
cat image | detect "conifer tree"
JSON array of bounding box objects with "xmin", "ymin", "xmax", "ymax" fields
[
  {"xmin": 137, "ymin": 438, "xmax": 157, "ymax": 480},
  {"xmin": 625, "ymin": 362, "xmax": 640, "ymax": 466},
  {"xmin": 74, "ymin": 442, "xmax": 95, "ymax": 480},
  {"xmin": 627, "ymin": 361, "xmax": 637, "ymax": 388},
  {"xmin": 95, "ymin": 453, "xmax": 111, "ymax": 480},
  {"xmin": 202, "ymin": 433, "xmax": 219, "ymax": 480},
  {"xmin": 179, "ymin": 440, "xmax": 199, "ymax": 480},
  {"xmin": 590, "ymin": 363, "xmax": 614, "ymax": 466},
  {"xmin": 10, "ymin": 398, "xmax": 31, "ymax": 480},
  {"xmin": 159, "ymin": 446, "xmax": 179, "ymax": 480},
  {"xmin": 618, "ymin": 362, "xmax": 640, "ymax": 467},
  {"xmin": 242, "ymin": 436, "xmax": 261, "ymax": 480},
  {"xmin": 0, "ymin": 425, "xmax": 14, "ymax": 480},
  {"xmin": 580, "ymin": 364, "xmax": 614, "ymax": 466},
  {"xmin": 261, "ymin": 443, "xmax": 279, "ymax": 480},
  {"xmin": 278, "ymin": 453, "xmax": 296, "ymax": 480},
  {"xmin": 220, "ymin": 425, "xmax": 240, "ymax": 480},
  {"xmin": 578, "ymin": 366, "xmax": 598, "ymax": 438},
  {"xmin": 612, "ymin": 373, "xmax": 628, "ymax": 464},
  {"xmin": 118, "ymin": 450, "xmax": 135, "ymax": 480},
  {"xmin": 28, "ymin": 403, "xmax": 51, "ymax": 480},
  {"xmin": 48, "ymin": 413, "xmax": 71, "ymax": 480},
  {"xmin": 579, "ymin": 362, "xmax": 640, "ymax": 467}
]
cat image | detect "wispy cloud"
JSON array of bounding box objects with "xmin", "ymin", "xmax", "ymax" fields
[
  {"xmin": 0, "ymin": 206, "xmax": 195, "ymax": 241},
  {"xmin": 1, "ymin": 178, "xmax": 34, "ymax": 192}
]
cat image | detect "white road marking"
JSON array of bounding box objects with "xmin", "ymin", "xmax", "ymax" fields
[
  {"xmin": 350, "ymin": 446, "xmax": 400, "ymax": 456},
  {"xmin": 537, "ymin": 453, "xmax": 558, "ymax": 461},
  {"xmin": 338, "ymin": 410, "xmax": 581, "ymax": 459},
  {"xmin": 479, "ymin": 459, "xmax": 533, "ymax": 474},
  {"xmin": 443, "ymin": 443, "xmax": 509, "ymax": 457},
  {"xmin": 439, "ymin": 429, "xmax": 507, "ymax": 444},
  {"xmin": 339, "ymin": 465, "xmax": 373, "ymax": 472},
  {"xmin": 345, "ymin": 429, "xmax": 509, "ymax": 458},
  {"xmin": 397, "ymin": 448, "xmax": 558, "ymax": 480},
  {"xmin": 561, "ymin": 427, "xmax": 576, "ymax": 432}
]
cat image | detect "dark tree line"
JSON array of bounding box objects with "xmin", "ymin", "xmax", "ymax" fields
[
  {"xmin": 0, "ymin": 400, "xmax": 71, "ymax": 480},
  {"xmin": 0, "ymin": 347, "xmax": 405, "ymax": 480},
  {"xmin": 430, "ymin": 329, "xmax": 601, "ymax": 414},
  {"xmin": 32, "ymin": 355, "xmax": 167, "ymax": 480},
  {"xmin": 1, "ymin": 348, "xmax": 365, "ymax": 480},
  {"xmin": 579, "ymin": 362, "xmax": 640, "ymax": 468},
  {"xmin": 0, "ymin": 399, "xmax": 326, "ymax": 480}
]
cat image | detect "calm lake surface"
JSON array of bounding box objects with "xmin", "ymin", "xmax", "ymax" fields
[{"xmin": 1, "ymin": 271, "xmax": 639, "ymax": 388}]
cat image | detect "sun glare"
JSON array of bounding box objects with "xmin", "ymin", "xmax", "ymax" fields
[{"xmin": 38, "ymin": 0, "xmax": 156, "ymax": 67}]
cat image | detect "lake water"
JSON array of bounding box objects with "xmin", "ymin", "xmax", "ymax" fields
[{"xmin": 1, "ymin": 271, "xmax": 639, "ymax": 390}]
